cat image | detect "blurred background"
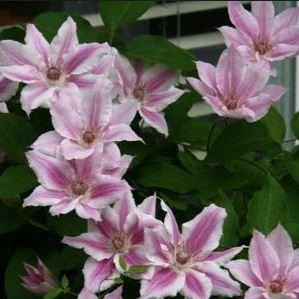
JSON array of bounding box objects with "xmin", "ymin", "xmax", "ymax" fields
[{"xmin": 0, "ymin": 0, "xmax": 297, "ymax": 137}]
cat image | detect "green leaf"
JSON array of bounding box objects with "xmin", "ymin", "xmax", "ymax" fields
[
  {"xmin": 34, "ymin": 12, "xmax": 108, "ymax": 43},
  {"xmin": 47, "ymin": 212, "xmax": 87, "ymax": 237},
  {"xmin": 206, "ymin": 120, "xmax": 273, "ymax": 164},
  {"xmin": 44, "ymin": 288, "xmax": 62, "ymax": 299},
  {"xmin": 129, "ymin": 265, "xmax": 149, "ymax": 274},
  {"xmin": 178, "ymin": 150, "xmax": 204, "ymax": 176},
  {"xmin": 291, "ymin": 112, "xmax": 299, "ymax": 139},
  {"xmin": 215, "ymin": 190, "xmax": 239, "ymax": 247},
  {"xmin": 159, "ymin": 192, "xmax": 188, "ymax": 211},
  {"xmin": 0, "ymin": 165, "xmax": 37, "ymax": 197},
  {"xmin": 260, "ymin": 107, "xmax": 285, "ymax": 142},
  {"xmin": 247, "ymin": 176, "xmax": 286, "ymax": 234},
  {"xmin": 5, "ymin": 249, "xmax": 38, "ymax": 299},
  {"xmin": 134, "ymin": 163, "xmax": 197, "ymax": 193},
  {"xmin": 119, "ymin": 257, "xmax": 128, "ymax": 271},
  {"xmin": 99, "ymin": 1, "xmax": 154, "ymax": 32},
  {"xmin": 285, "ymin": 159, "xmax": 299, "ymax": 185},
  {"xmin": 0, "ymin": 113, "xmax": 37, "ymax": 163},
  {"xmin": 0, "ymin": 26, "xmax": 25, "ymax": 42},
  {"xmin": 0, "ymin": 201, "xmax": 25, "ymax": 234},
  {"xmin": 126, "ymin": 35, "xmax": 195, "ymax": 71}
]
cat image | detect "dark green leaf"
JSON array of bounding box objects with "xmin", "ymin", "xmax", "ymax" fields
[
  {"xmin": 159, "ymin": 192, "xmax": 188, "ymax": 211},
  {"xmin": 5, "ymin": 249, "xmax": 38, "ymax": 299},
  {"xmin": 44, "ymin": 288, "xmax": 62, "ymax": 299},
  {"xmin": 0, "ymin": 26, "xmax": 25, "ymax": 42},
  {"xmin": 126, "ymin": 35, "xmax": 195, "ymax": 71},
  {"xmin": 247, "ymin": 176, "xmax": 286, "ymax": 234},
  {"xmin": 206, "ymin": 120, "xmax": 273, "ymax": 164},
  {"xmin": 260, "ymin": 107, "xmax": 285, "ymax": 142},
  {"xmin": 99, "ymin": 1, "xmax": 154, "ymax": 32},
  {"xmin": 285, "ymin": 159, "xmax": 299, "ymax": 185},
  {"xmin": 0, "ymin": 201, "xmax": 25, "ymax": 234},
  {"xmin": 134, "ymin": 163, "xmax": 197, "ymax": 193},
  {"xmin": 178, "ymin": 150, "xmax": 204, "ymax": 176},
  {"xmin": 291, "ymin": 112, "xmax": 299, "ymax": 139},
  {"xmin": 0, "ymin": 113, "xmax": 37, "ymax": 163},
  {"xmin": 34, "ymin": 12, "xmax": 108, "ymax": 43},
  {"xmin": 0, "ymin": 165, "xmax": 37, "ymax": 197}
]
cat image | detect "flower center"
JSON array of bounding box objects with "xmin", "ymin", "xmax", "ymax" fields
[
  {"xmin": 255, "ymin": 41, "xmax": 270, "ymax": 56},
  {"xmin": 46, "ymin": 67, "xmax": 62, "ymax": 81},
  {"xmin": 82, "ymin": 130, "xmax": 96, "ymax": 145},
  {"xmin": 176, "ymin": 251, "xmax": 191, "ymax": 265},
  {"xmin": 133, "ymin": 85, "xmax": 146, "ymax": 101},
  {"xmin": 269, "ymin": 280, "xmax": 284, "ymax": 294},
  {"xmin": 226, "ymin": 99, "xmax": 238, "ymax": 110},
  {"xmin": 111, "ymin": 233, "xmax": 127, "ymax": 253},
  {"xmin": 71, "ymin": 181, "xmax": 89, "ymax": 196}
]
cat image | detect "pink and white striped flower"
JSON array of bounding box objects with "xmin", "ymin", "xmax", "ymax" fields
[
  {"xmin": 140, "ymin": 202, "xmax": 242, "ymax": 299},
  {"xmin": 21, "ymin": 258, "xmax": 57, "ymax": 295},
  {"xmin": 227, "ymin": 224, "xmax": 299, "ymax": 299},
  {"xmin": 187, "ymin": 46, "xmax": 286, "ymax": 122},
  {"xmin": 219, "ymin": 2, "xmax": 299, "ymax": 69},
  {"xmin": 63, "ymin": 194, "xmax": 159, "ymax": 296},
  {"xmin": 0, "ymin": 74, "xmax": 18, "ymax": 112},
  {"xmin": 23, "ymin": 150, "xmax": 130, "ymax": 221},
  {"xmin": 47, "ymin": 77, "xmax": 141, "ymax": 160},
  {"xmin": 115, "ymin": 57, "xmax": 184, "ymax": 135},
  {"xmin": 0, "ymin": 17, "xmax": 110, "ymax": 114}
]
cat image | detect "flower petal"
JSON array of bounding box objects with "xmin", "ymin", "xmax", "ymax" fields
[
  {"xmin": 110, "ymin": 101, "xmax": 138, "ymax": 126},
  {"xmin": 138, "ymin": 194, "xmax": 156, "ymax": 217},
  {"xmin": 63, "ymin": 43, "xmax": 102, "ymax": 75},
  {"xmin": 114, "ymin": 192, "xmax": 136, "ymax": 227},
  {"xmin": 260, "ymin": 85, "xmax": 286, "ymax": 103},
  {"xmin": 285, "ymin": 266, "xmax": 299, "ymax": 293},
  {"xmin": 218, "ymin": 26, "xmax": 250, "ymax": 47},
  {"xmin": 145, "ymin": 86, "xmax": 184, "ymax": 111},
  {"xmin": 140, "ymin": 267, "xmax": 185, "ymax": 299},
  {"xmin": 0, "ymin": 103, "xmax": 8, "ymax": 113},
  {"xmin": 78, "ymin": 288, "xmax": 97, "ymax": 299},
  {"xmin": 249, "ymin": 230, "xmax": 280, "ymax": 282},
  {"xmin": 0, "ymin": 77, "xmax": 18, "ymax": 101},
  {"xmin": 244, "ymin": 287, "xmax": 267, "ymax": 299},
  {"xmin": 183, "ymin": 204, "xmax": 227, "ymax": 255},
  {"xmin": 49, "ymin": 199, "xmax": 79, "ymax": 216},
  {"xmin": 20, "ymin": 83, "xmax": 54, "ymax": 115},
  {"xmin": 25, "ymin": 24, "xmax": 50, "ymax": 62},
  {"xmin": 103, "ymin": 286, "xmax": 123, "ymax": 299},
  {"xmin": 139, "ymin": 107, "xmax": 168, "ymax": 136},
  {"xmin": 23, "ymin": 185, "xmax": 65, "ymax": 207},
  {"xmin": 63, "ymin": 232, "xmax": 112, "ymax": 261},
  {"xmin": 274, "ymin": 7, "xmax": 299, "ymax": 35},
  {"xmin": 103, "ymin": 124, "xmax": 141, "ymax": 142},
  {"xmin": 274, "ymin": 26, "xmax": 299, "ymax": 46},
  {"xmin": 182, "ymin": 269, "xmax": 212, "ymax": 299},
  {"xmin": 26, "ymin": 150, "xmax": 71, "ymax": 190},
  {"xmin": 51, "ymin": 17, "xmax": 78, "ymax": 65},
  {"xmin": 0, "ymin": 65, "xmax": 41, "ymax": 84},
  {"xmin": 227, "ymin": 259, "xmax": 262, "ymax": 288},
  {"xmin": 205, "ymin": 246, "xmax": 245, "ymax": 265},
  {"xmin": 187, "ymin": 77, "xmax": 214, "ymax": 96},
  {"xmin": 227, "ymin": 1, "xmax": 259, "ymax": 40},
  {"xmin": 195, "ymin": 61, "xmax": 217, "ymax": 89},
  {"xmin": 83, "ymin": 258, "xmax": 115, "ymax": 293},
  {"xmin": 161, "ymin": 200, "xmax": 180, "ymax": 245},
  {"xmin": 267, "ymin": 224, "xmax": 294, "ymax": 276},
  {"xmin": 269, "ymin": 44, "xmax": 299, "ymax": 61},
  {"xmin": 115, "ymin": 55, "xmax": 136, "ymax": 90},
  {"xmin": 59, "ymin": 139, "xmax": 95, "ymax": 160},
  {"xmin": 123, "ymin": 246, "xmax": 148, "ymax": 266},
  {"xmin": 75, "ymin": 204, "xmax": 102, "ymax": 222}
]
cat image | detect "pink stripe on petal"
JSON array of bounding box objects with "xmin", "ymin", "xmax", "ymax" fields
[
  {"xmin": 26, "ymin": 150, "xmax": 71, "ymax": 190},
  {"xmin": 205, "ymin": 246, "xmax": 245, "ymax": 265},
  {"xmin": 115, "ymin": 55, "xmax": 136, "ymax": 89},
  {"xmin": 249, "ymin": 230, "xmax": 280, "ymax": 282},
  {"xmin": 139, "ymin": 107, "xmax": 168, "ymax": 136},
  {"xmin": 97, "ymin": 208, "xmax": 119, "ymax": 237},
  {"xmin": 68, "ymin": 73, "xmax": 99, "ymax": 89},
  {"xmin": 269, "ymin": 44, "xmax": 299, "ymax": 60},
  {"xmin": 161, "ymin": 201, "xmax": 180, "ymax": 245},
  {"xmin": 25, "ymin": 24, "xmax": 50, "ymax": 62},
  {"xmin": 83, "ymin": 258, "xmax": 115, "ymax": 293},
  {"xmin": 63, "ymin": 233, "xmax": 112, "ymax": 261},
  {"xmin": 124, "ymin": 246, "xmax": 148, "ymax": 266},
  {"xmin": 140, "ymin": 267, "xmax": 185, "ymax": 299},
  {"xmin": 103, "ymin": 124, "xmax": 141, "ymax": 143},
  {"xmin": 114, "ymin": 192, "xmax": 136, "ymax": 227},
  {"xmin": 183, "ymin": 269, "xmax": 212, "ymax": 299},
  {"xmin": 227, "ymin": 1, "xmax": 259, "ymax": 40},
  {"xmin": 183, "ymin": 204, "xmax": 227, "ymax": 255},
  {"xmin": 0, "ymin": 65, "xmax": 41, "ymax": 84}
]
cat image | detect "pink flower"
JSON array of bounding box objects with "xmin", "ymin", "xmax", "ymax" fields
[
  {"xmin": 115, "ymin": 56, "xmax": 184, "ymax": 135},
  {"xmin": 63, "ymin": 194, "xmax": 159, "ymax": 295},
  {"xmin": 0, "ymin": 17, "xmax": 110, "ymax": 114},
  {"xmin": 219, "ymin": 1, "xmax": 299, "ymax": 68},
  {"xmin": 21, "ymin": 258, "xmax": 57, "ymax": 295},
  {"xmin": 78, "ymin": 286, "xmax": 123, "ymax": 299},
  {"xmin": 187, "ymin": 46, "xmax": 285, "ymax": 122},
  {"xmin": 47, "ymin": 77, "xmax": 141, "ymax": 160},
  {"xmin": 23, "ymin": 150, "xmax": 130, "ymax": 221},
  {"xmin": 0, "ymin": 74, "xmax": 18, "ymax": 112},
  {"xmin": 227, "ymin": 224, "xmax": 299, "ymax": 299},
  {"xmin": 140, "ymin": 202, "xmax": 242, "ymax": 299}
]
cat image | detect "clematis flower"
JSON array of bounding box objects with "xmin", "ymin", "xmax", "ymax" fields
[
  {"xmin": 78, "ymin": 286, "xmax": 123, "ymax": 299},
  {"xmin": 227, "ymin": 224, "xmax": 299, "ymax": 299},
  {"xmin": 187, "ymin": 46, "xmax": 286, "ymax": 122},
  {"xmin": 23, "ymin": 150, "xmax": 130, "ymax": 221},
  {"xmin": 21, "ymin": 258, "xmax": 57, "ymax": 295},
  {"xmin": 219, "ymin": 1, "xmax": 299, "ymax": 69},
  {"xmin": 63, "ymin": 194, "xmax": 159, "ymax": 296},
  {"xmin": 49, "ymin": 77, "xmax": 141, "ymax": 160},
  {"xmin": 115, "ymin": 56, "xmax": 184, "ymax": 135},
  {"xmin": 140, "ymin": 202, "xmax": 242, "ymax": 299},
  {"xmin": 0, "ymin": 74, "xmax": 18, "ymax": 112},
  {"xmin": 0, "ymin": 17, "xmax": 110, "ymax": 114}
]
